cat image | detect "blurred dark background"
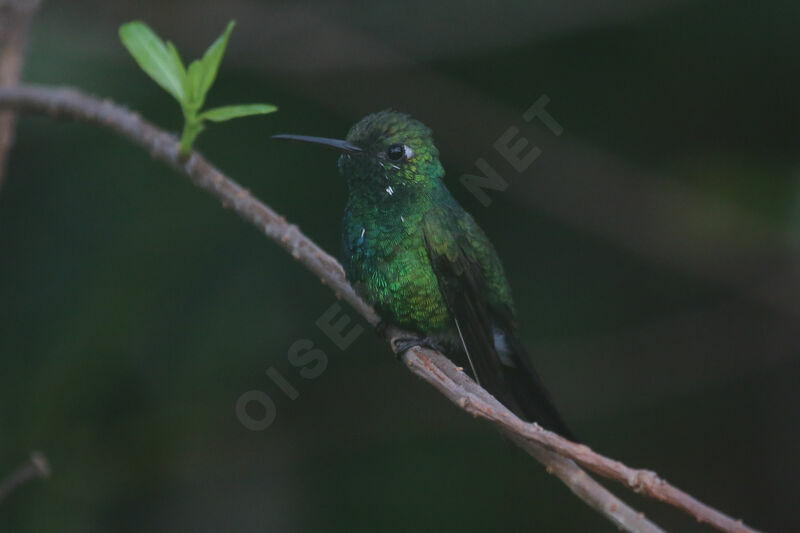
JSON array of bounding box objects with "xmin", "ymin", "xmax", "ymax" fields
[{"xmin": 1, "ymin": 0, "xmax": 798, "ymax": 531}]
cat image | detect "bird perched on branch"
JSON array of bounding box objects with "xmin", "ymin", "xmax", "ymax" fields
[{"xmin": 274, "ymin": 111, "xmax": 572, "ymax": 438}]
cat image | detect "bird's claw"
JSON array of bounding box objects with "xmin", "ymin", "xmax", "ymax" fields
[{"xmin": 392, "ymin": 336, "xmax": 444, "ymax": 359}]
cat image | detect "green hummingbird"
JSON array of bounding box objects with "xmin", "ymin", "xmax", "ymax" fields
[{"xmin": 274, "ymin": 111, "xmax": 572, "ymax": 437}]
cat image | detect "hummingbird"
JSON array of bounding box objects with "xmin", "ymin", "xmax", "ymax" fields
[{"xmin": 274, "ymin": 111, "xmax": 572, "ymax": 438}]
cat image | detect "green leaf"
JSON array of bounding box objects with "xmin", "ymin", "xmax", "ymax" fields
[
  {"xmin": 119, "ymin": 21, "xmax": 185, "ymax": 103},
  {"xmin": 199, "ymin": 104, "xmax": 278, "ymax": 122},
  {"xmin": 187, "ymin": 20, "xmax": 236, "ymax": 111},
  {"xmin": 165, "ymin": 41, "xmax": 186, "ymax": 79},
  {"xmin": 184, "ymin": 60, "xmax": 205, "ymax": 114}
]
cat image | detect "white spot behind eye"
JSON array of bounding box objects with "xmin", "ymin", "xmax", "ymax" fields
[{"xmin": 404, "ymin": 145, "xmax": 414, "ymax": 159}]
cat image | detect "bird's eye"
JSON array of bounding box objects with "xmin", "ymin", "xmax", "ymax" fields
[{"xmin": 386, "ymin": 143, "xmax": 405, "ymax": 161}]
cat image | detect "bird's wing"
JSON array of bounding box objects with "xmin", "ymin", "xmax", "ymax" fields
[
  {"xmin": 422, "ymin": 204, "xmax": 574, "ymax": 437},
  {"xmin": 421, "ymin": 206, "xmax": 509, "ymax": 389}
]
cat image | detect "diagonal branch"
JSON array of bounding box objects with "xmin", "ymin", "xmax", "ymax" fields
[
  {"xmin": 0, "ymin": 452, "xmax": 50, "ymax": 504},
  {"xmin": 0, "ymin": 84, "xmax": 762, "ymax": 533},
  {"xmin": 399, "ymin": 345, "xmax": 757, "ymax": 533},
  {"xmin": 397, "ymin": 343, "xmax": 666, "ymax": 533}
]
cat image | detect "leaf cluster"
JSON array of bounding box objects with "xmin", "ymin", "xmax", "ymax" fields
[{"xmin": 119, "ymin": 20, "xmax": 276, "ymax": 155}]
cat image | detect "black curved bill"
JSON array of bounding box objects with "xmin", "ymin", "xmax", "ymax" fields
[{"xmin": 271, "ymin": 134, "xmax": 362, "ymax": 154}]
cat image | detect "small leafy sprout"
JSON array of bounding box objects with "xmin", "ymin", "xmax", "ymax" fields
[{"xmin": 119, "ymin": 20, "xmax": 277, "ymax": 157}]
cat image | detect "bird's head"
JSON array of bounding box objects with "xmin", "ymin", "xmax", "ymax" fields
[{"xmin": 273, "ymin": 110, "xmax": 445, "ymax": 199}]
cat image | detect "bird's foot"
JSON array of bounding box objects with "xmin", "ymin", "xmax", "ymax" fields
[{"xmin": 392, "ymin": 336, "xmax": 446, "ymax": 359}]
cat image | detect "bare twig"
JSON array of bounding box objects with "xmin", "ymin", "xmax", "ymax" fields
[
  {"xmin": 0, "ymin": 0, "xmax": 40, "ymax": 189},
  {"xmin": 0, "ymin": 452, "xmax": 50, "ymax": 504},
  {"xmin": 0, "ymin": 84, "xmax": 763, "ymax": 533}
]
